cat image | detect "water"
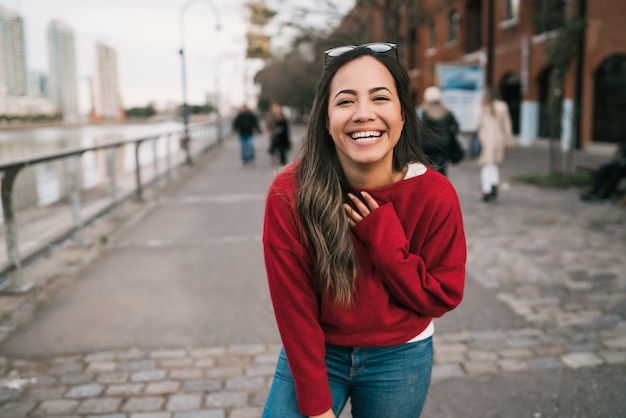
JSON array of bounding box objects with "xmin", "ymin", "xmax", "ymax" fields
[
  {"xmin": 0, "ymin": 120, "xmax": 186, "ymax": 221},
  {"xmin": 0, "ymin": 120, "xmax": 184, "ymax": 162}
]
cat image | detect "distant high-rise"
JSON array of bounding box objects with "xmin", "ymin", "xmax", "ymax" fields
[
  {"xmin": 0, "ymin": 4, "xmax": 28, "ymax": 96},
  {"xmin": 93, "ymin": 42, "xmax": 122, "ymax": 121},
  {"xmin": 47, "ymin": 19, "xmax": 79, "ymax": 120}
]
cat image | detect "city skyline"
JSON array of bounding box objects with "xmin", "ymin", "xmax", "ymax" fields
[{"xmin": 10, "ymin": 0, "xmax": 258, "ymax": 114}]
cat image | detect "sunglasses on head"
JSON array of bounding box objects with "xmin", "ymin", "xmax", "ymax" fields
[{"xmin": 323, "ymin": 42, "xmax": 398, "ymax": 67}]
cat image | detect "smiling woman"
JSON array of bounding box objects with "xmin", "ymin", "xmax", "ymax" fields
[{"xmin": 261, "ymin": 44, "xmax": 467, "ymax": 418}]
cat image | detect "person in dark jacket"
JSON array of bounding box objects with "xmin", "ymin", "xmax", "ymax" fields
[
  {"xmin": 233, "ymin": 104, "xmax": 261, "ymax": 165},
  {"xmin": 580, "ymin": 143, "xmax": 626, "ymax": 201},
  {"xmin": 268, "ymin": 103, "xmax": 291, "ymax": 166},
  {"xmin": 420, "ymin": 86, "xmax": 462, "ymax": 177}
]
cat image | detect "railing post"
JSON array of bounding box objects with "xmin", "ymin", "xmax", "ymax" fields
[
  {"xmin": 135, "ymin": 140, "xmax": 144, "ymax": 200},
  {"xmin": 0, "ymin": 167, "xmax": 33, "ymax": 294},
  {"xmin": 151, "ymin": 135, "xmax": 159, "ymax": 182},
  {"xmin": 107, "ymin": 147, "xmax": 118, "ymax": 216},
  {"xmin": 67, "ymin": 155, "xmax": 84, "ymax": 241},
  {"xmin": 166, "ymin": 133, "xmax": 172, "ymax": 178}
]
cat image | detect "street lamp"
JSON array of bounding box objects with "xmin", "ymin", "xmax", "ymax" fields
[{"xmin": 179, "ymin": 0, "xmax": 221, "ymax": 134}]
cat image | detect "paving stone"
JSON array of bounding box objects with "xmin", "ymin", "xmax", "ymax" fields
[
  {"xmin": 195, "ymin": 358, "xmax": 216, "ymax": 368},
  {"xmin": 174, "ymin": 410, "xmax": 224, "ymax": 418},
  {"xmin": 97, "ymin": 371, "xmax": 130, "ymax": 384},
  {"xmin": 118, "ymin": 360, "xmax": 157, "ymax": 372},
  {"xmin": 131, "ymin": 369, "xmax": 168, "ymax": 382},
  {"xmin": 0, "ymin": 387, "xmax": 21, "ymax": 402},
  {"xmin": 84, "ymin": 352, "xmax": 117, "ymax": 362},
  {"xmin": 0, "ymin": 400, "xmax": 37, "ymax": 418},
  {"xmin": 47, "ymin": 362, "xmax": 84, "ymax": 375},
  {"xmin": 89, "ymin": 414, "xmax": 126, "ymax": 418},
  {"xmin": 59, "ymin": 373, "xmax": 95, "ymax": 385},
  {"xmin": 598, "ymin": 350, "xmax": 626, "ymax": 364},
  {"xmin": 106, "ymin": 383, "xmax": 144, "ymax": 396},
  {"xmin": 116, "ymin": 349, "xmax": 148, "ymax": 360},
  {"xmin": 227, "ymin": 344, "xmax": 266, "ymax": 355},
  {"xmin": 189, "ymin": 348, "xmax": 226, "ymax": 358},
  {"xmin": 253, "ymin": 354, "xmax": 278, "ymax": 365},
  {"xmin": 76, "ymin": 397, "xmax": 122, "ymax": 414},
  {"xmin": 205, "ymin": 367, "xmax": 243, "ymax": 379},
  {"xmin": 560, "ymin": 352, "xmax": 604, "ymax": 368},
  {"xmin": 228, "ymin": 407, "xmax": 263, "ymax": 418},
  {"xmin": 463, "ymin": 361, "xmax": 498, "ymax": 375},
  {"xmin": 225, "ymin": 376, "xmax": 266, "ymax": 390},
  {"xmin": 182, "ymin": 379, "xmax": 222, "ymax": 393},
  {"xmin": 65, "ymin": 383, "xmax": 104, "ymax": 398},
  {"xmin": 244, "ymin": 364, "xmax": 276, "ymax": 377},
  {"xmin": 602, "ymin": 336, "xmax": 626, "ymax": 348},
  {"xmin": 160, "ymin": 358, "xmax": 194, "ymax": 369},
  {"xmin": 205, "ymin": 391, "xmax": 248, "ymax": 408},
  {"xmin": 145, "ymin": 380, "xmax": 181, "ymax": 395},
  {"xmin": 431, "ymin": 364, "xmax": 464, "ymax": 379},
  {"xmin": 28, "ymin": 386, "xmax": 67, "ymax": 400},
  {"xmin": 122, "ymin": 396, "xmax": 165, "ymax": 412},
  {"xmin": 86, "ymin": 361, "xmax": 117, "ymax": 372},
  {"xmin": 497, "ymin": 359, "xmax": 530, "ymax": 372},
  {"xmin": 250, "ymin": 389, "xmax": 269, "ymax": 407},
  {"xmin": 167, "ymin": 393, "xmax": 202, "ymax": 411},
  {"xmin": 529, "ymin": 357, "xmax": 562, "ymax": 369},
  {"xmin": 151, "ymin": 350, "xmax": 187, "ymax": 359},
  {"xmin": 169, "ymin": 369, "xmax": 204, "ymax": 379},
  {"xmin": 467, "ymin": 350, "xmax": 499, "ymax": 362},
  {"xmin": 33, "ymin": 399, "xmax": 79, "ymax": 416},
  {"xmin": 130, "ymin": 412, "xmax": 171, "ymax": 418}
]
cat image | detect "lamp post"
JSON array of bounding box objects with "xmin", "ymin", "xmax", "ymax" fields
[{"xmin": 179, "ymin": 0, "xmax": 221, "ymax": 134}]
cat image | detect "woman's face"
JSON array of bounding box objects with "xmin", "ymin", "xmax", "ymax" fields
[{"xmin": 327, "ymin": 56, "xmax": 404, "ymax": 173}]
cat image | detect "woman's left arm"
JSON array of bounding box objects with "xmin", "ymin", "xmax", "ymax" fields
[{"xmin": 347, "ymin": 189, "xmax": 466, "ymax": 317}]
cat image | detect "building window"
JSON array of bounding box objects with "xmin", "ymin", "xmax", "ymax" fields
[
  {"xmin": 448, "ymin": 10, "xmax": 459, "ymax": 43},
  {"xmin": 465, "ymin": 0, "xmax": 482, "ymax": 53},
  {"xmin": 429, "ymin": 20, "xmax": 436, "ymax": 49},
  {"xmin": 505, "ymin": 0, "xmax": 520, "ymax": 21},
  {"xmin": 534, "ymin": 0, "xmax": 566, "ymax": 33}
]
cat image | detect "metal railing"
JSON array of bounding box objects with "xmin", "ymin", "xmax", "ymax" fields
[{"xmin": 0, "ymin": 120, "xmax": 230, "ymax": 294}]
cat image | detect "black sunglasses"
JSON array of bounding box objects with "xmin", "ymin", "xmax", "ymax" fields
[{"xmin": 324, "ymin": 42, "xmax": 398, "ymax": 67}]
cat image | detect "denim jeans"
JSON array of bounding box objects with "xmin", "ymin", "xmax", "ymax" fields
[
  {"xmin": 239, "ymin": 134, "xmax": 255, "ymax": 163},
  {"xmin": 263, "ymin": 337, "xmax": 433, "ymax": 418}
]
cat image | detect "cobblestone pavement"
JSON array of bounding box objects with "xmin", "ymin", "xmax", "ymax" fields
[{"xmin": 0, "ymin": 128, "xmax": 625, "ymax": 417}]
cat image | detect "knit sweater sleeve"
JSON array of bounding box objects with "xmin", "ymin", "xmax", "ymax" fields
[
  {"xmin": 352, "ymin": 179, "xmax": 466, "ymax": 317},
  {"xmin": 262, "ymin": 170, "xmax": 332, "ymax": 416}
]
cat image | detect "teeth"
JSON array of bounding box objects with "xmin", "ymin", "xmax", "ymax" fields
[{"xmin": 351, "ymin": 131, "xmax": 382, "ymax": 141}]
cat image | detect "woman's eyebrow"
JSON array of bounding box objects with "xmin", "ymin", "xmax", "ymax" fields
[{"xmin": 333, "ymin": 86, "xmax": 391, "ymax": 99}]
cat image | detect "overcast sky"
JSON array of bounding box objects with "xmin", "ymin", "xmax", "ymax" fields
[{"xmin": 12, "ymin": 0, "xmax": 278, "ymax": 113}]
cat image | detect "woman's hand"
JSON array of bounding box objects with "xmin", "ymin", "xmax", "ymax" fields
[
  {"xmin": 343, "ymin": 191, "xmax": 380, "ymax": 227},
  {"xmin": 310, "ymin": 409, "xmax": 336, "ymax": 418}
]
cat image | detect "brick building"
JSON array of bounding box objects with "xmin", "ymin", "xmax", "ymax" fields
[{"xmin": 335, "ymin": 0, "xmax": 626, "ymax": 148}]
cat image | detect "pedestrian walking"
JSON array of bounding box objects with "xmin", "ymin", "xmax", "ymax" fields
[
  {"xmin": 233, "ymin": 104, "xmax": 260, "ymax": 165},
  {"xmin": 268, "ymin": 103, "xmax": 291, "ymax": 166},
  {"xmin": 475, "ymin": 87, "xmax": 514, "ymax": 202},
  {"xmin": 262, "ymin": 42, "xmax": 467, "ymax": 418},
  {"xmin": 420, "ymin": 85, "xmax": 464, "ymax": 176}
]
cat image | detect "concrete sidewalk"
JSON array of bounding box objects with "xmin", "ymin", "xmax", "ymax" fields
[{"xmin": 0, "ymin": 125, "xmax": 625, "ymax": 418}]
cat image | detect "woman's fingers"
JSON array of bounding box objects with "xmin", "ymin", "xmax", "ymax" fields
[
  {"xmin": 344, "ymin": 192, "xmax": 379, "ymax": 225},
  {"xmin": 359, "ymin": 191, "xmax": 380, "ymax": 211}
]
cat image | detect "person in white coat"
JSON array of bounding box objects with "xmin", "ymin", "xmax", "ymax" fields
[{"xmin": 476, "ymin": 87, "xmax": 514, "ymax": 202}]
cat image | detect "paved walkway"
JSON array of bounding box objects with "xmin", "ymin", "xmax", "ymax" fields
[{"xmin": 0, "ymin": 126, "xmax": 625, "ymax": 417}]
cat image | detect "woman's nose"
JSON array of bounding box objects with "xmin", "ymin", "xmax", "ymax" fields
[{"xmin": 352, "ymin": 101, "xmax": 375, "ymax": 121}]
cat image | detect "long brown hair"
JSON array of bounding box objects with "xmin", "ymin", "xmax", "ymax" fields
[{"xmin": 296, "ymin": 46, "xmax": 429, "ymax": 307}]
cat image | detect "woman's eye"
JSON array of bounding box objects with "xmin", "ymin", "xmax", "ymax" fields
[
  {"xmin": 373, "ymin": 96, "xmax": 390, "ymax": 101},
  {"xmin": 337, "ymin": 99, "xmax": 353, "ymax": 105}
]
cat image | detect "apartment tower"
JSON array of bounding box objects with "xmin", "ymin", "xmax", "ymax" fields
[
  {"xmin": 0, "ymin": 4, "xmax": 27, "ymax": 96},
  {"xmin": 93, "ymin": 42, "xmax": 121, "ymax": 121},
  {"xmin": 47, "ymin": 19, "xmax": 79, "ymax": 120}
]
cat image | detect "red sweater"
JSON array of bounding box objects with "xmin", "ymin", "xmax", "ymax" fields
[{"xmin": 263, "ymin": 163, "xmax": 466, "ymax": 416}]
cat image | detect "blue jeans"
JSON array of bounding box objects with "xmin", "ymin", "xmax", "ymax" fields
[
  {"xmin": 263, "ymin": 337, "xmax": 433, "ymax": 418},
  {"xmin": 239, "ymin": 134, "xmax": 255, "ymax": 163}
]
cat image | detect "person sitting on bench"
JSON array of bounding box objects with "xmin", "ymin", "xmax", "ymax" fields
[{"xmin": 580, "ymin": 143, "xmax": 626, "ymax": 201}]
